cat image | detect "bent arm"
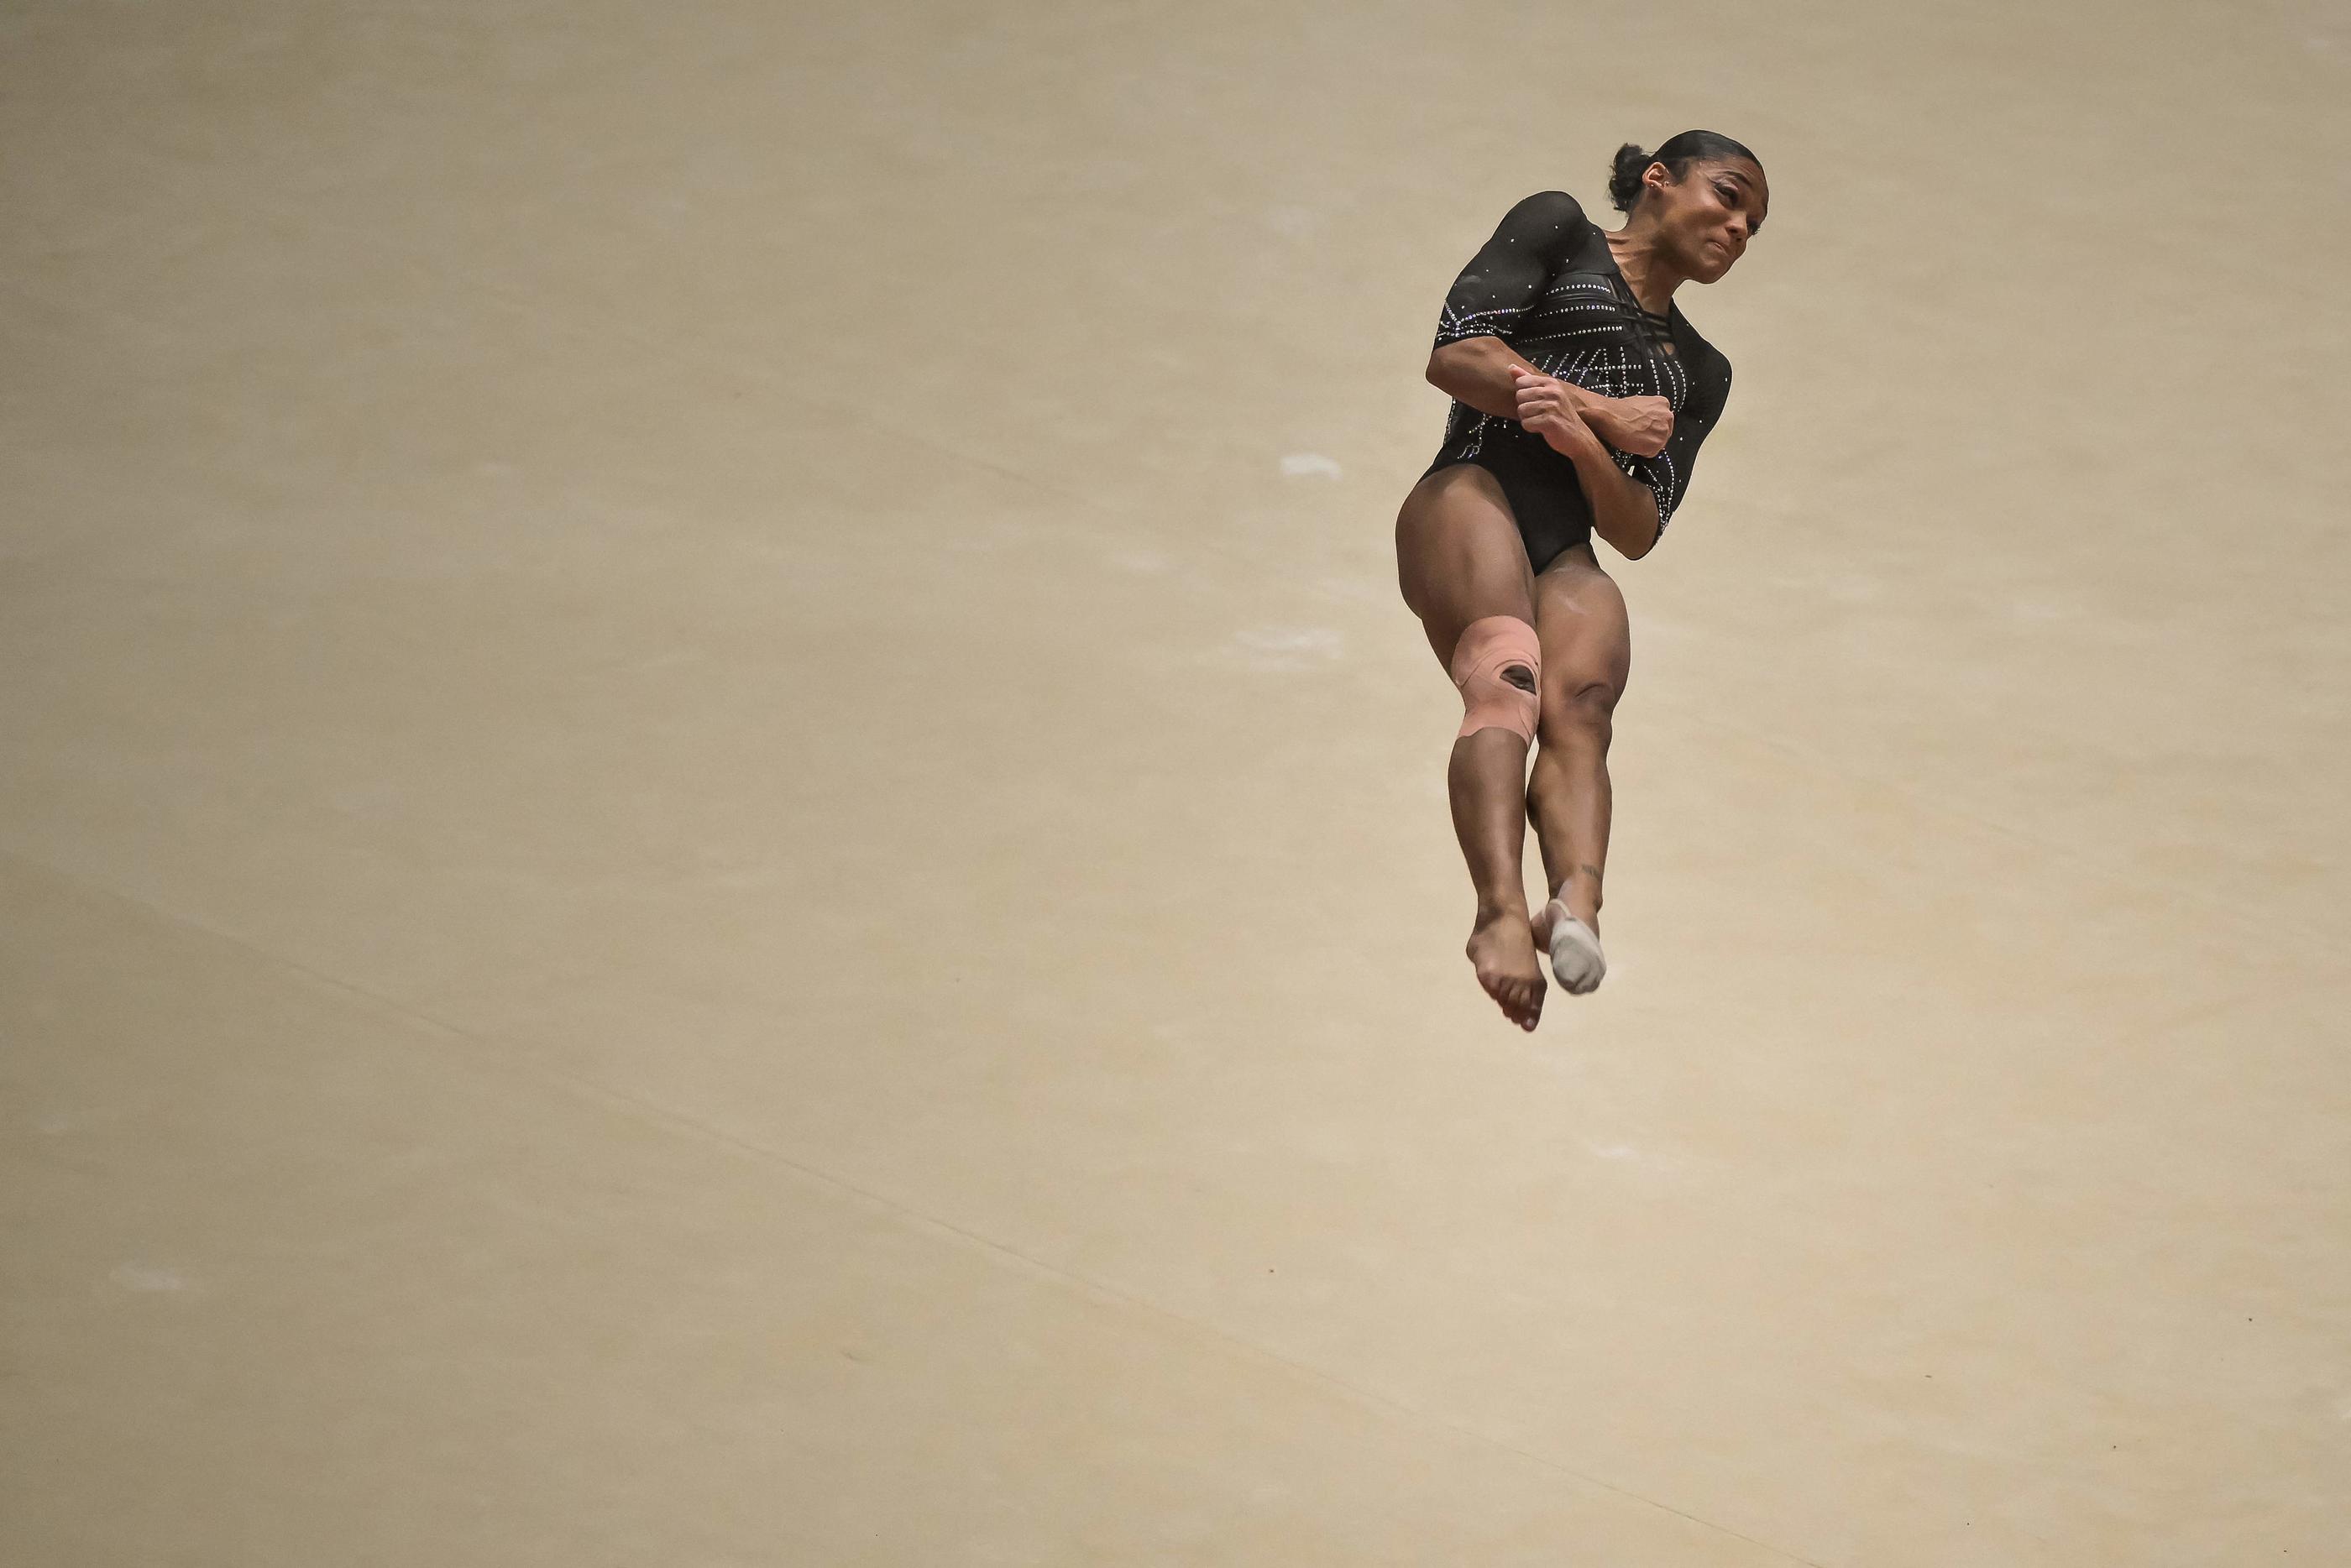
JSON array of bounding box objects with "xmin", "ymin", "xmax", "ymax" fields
[
  {"xmin": 1563, "ymin": 434, "xmax": 1663, "ymax": 558},
  {"xmin": 1522, "ymin": 404, "xmax": 1660, "ymax": 558},
  {"xmin": 1427, "ymin": 192, "xmax": 1673, "ymax": 460},
  {"xmin": 1426, "ymin": 334, "xmax": 1540, "ymax": 420},
  {"xmin": 1429, "ymin": 336, "xmax": 1673, "ymax": 457}
]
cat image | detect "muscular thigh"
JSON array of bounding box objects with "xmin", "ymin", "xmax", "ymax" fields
[
  {"xmin": 1532, "ymin": 541, "xmax": 1631, "ymax": 713},
  {"xmin": 1395, "ymin": 464, "xmax": 1537, "ymax": 667}
]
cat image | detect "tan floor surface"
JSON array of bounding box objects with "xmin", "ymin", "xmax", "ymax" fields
[{"xmin": 5, "ymin": 2, "xmax": 2348, "ymax": 1563}]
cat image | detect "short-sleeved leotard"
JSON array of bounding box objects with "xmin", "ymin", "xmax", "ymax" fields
[{"xmin": 1426, "ymin": 190, "xmax": 1732, "ymax": 572}]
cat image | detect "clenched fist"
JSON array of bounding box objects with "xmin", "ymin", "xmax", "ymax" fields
[
  {"xmin": 1511, "ymin": 368, "xmax": 1673, "ymax": 458},
  {"xmin": 1512, "ymin": 368, "xmax": 1593, "ymax": 457}
]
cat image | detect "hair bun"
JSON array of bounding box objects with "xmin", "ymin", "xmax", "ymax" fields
[{"xmin": 1608, "ymin": 144, "xmax": 1653, "ymax": 213}]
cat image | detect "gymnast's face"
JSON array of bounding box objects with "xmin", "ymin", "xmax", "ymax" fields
[{"xmin": 1649, "ymin": 157, "xmax": 1767, "ymax": 283}]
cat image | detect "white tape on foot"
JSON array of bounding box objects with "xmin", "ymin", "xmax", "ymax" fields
[{"xmin": 1545, "ymin": 900, "xmax": 1607, "ymax": 995}]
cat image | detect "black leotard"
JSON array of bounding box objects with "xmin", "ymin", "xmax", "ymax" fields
[{"xmin": 1425, "ymin": 190, "xmax": 1732, "ymax": 572}]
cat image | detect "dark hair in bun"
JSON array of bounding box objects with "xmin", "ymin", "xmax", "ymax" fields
[{"xmin": 1609, "ymin": 130, "xmax": 1761, "ymax": 213}]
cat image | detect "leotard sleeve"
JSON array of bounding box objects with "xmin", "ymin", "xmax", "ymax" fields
[
  {"xmin": 1432, "ymin": 191, "xmax": 1597, "ymax": 349},
  {"xmin": 1621, "ymin": 347, "xmax": 1731, "ymax": 541}
]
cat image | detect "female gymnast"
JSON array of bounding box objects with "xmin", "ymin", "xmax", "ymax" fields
[{"xmin": 1396, "ymin": 130, "xmax": 1767, "ymax": 1031}]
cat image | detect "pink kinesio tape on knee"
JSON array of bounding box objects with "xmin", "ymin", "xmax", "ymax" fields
[{"xmin": 1450, "ymin": 615, "xmax": 1542, "ymax": 743}]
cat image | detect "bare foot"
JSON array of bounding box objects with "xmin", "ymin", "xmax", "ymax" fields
[{"xmin": 1466, "ymin": 907, "xmax": 1545, "ymax": 1031}]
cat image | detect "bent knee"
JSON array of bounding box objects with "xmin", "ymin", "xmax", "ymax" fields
[{"xmin": 1539, "ymin": 677, "xmax": 1620, "ymax": 741}]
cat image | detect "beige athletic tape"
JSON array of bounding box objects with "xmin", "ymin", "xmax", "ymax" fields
[{"xmin": 1450, "ymin": 614, "xmax": 1542, "ymax": 744}]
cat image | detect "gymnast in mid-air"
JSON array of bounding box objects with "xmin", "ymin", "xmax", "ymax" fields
[{"xmin": 1397, "ymin": 130, "xmax": 1767, "ymax": 1030}]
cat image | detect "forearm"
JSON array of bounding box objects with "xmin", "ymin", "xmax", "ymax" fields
[
  {"xmin": 1426, "ymin": 336, "xmax": 1540, "ymax": 418},
  {"xmin": 1428, "ymin": 336, "xmax": 1625, "ymax": 421},
  {"xmin": 1432, "ymin": 337, "xmax": 1673, "ymax": 456},
  {"xmin": 1557, "ymin": 426, "xmax": 1662, "ymax": 558}
]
